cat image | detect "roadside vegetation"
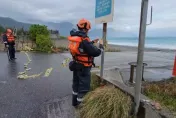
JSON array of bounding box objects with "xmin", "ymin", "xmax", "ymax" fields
[
  {"xmin": 55, "ymin": 45, "xmax": 121, "ymax": 53},
  {"xmin": 57, "ymin": 46, "xmax": 68, "ymax": 52},
  {"xmin": 1, "ymin": 24, "xmax": 120, "ymax": 53},
  {"xmin": 79, "ymin": 73, "xmax": 132, "ymax": 118},
  {"xmin": 143, "ymin": 77, "xmax": 176, "ymax": 115},
  {"xmin": 51, "ymin": 45, "xmax": 68, "ymax": 53},
  {"xmin": 81, "ymin": 73, "xmax": 176, "ymax": 118},
  {"xmin": 29, "ymin": 24, "xmax": 53, "ymax": 53},
  {"xmin": 0, "ymin": 25, "xmax": 5, "ymax": 34},
  {"xmin": 60, "ymin": 36, "xmax": 67, "ymax": 39}
]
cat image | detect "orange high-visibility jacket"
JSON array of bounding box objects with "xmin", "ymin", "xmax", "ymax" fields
[
  {"xmin": 68, "ymin": 36, "xmax": 93, "ymax": 67},
  {"xmin": 6, "ymin": 34, "xmax": 15, "ymax": 43}
]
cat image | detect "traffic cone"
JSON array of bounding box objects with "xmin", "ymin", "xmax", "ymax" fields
[{"xmin": 172, "ymin": 56, "xmax": 176, "ymax": 76}]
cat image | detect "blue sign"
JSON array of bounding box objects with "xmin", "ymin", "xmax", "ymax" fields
[{"xmin": 95, "ymin": 0, "xmax": 112, "ymax": 18}]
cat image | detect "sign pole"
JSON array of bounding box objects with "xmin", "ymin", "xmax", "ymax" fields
[
  {"xmin": 100, "ymin": 23, "xmax": 107, "ymax": 79},
  {"xmin": 134, "ymin": 0, "xmax": 149, "ymax": 115}
]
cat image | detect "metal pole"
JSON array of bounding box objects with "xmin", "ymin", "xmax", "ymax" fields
[
  {"xmin": 134, "ymin": 0, "xmax": 149, "ymax": 115},
  {"xmin": 100, "ymin": 23, "xmax": 107, "ymax": 79}
]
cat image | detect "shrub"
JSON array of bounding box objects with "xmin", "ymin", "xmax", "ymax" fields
[{"xmin": 36, "ymin": 34, "xmax": 53, "ymax": 52}]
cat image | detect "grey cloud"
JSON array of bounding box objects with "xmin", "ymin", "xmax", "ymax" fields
[{"xmin": 0, "ymin": 0, "xmax": 176, "ymax": 32}]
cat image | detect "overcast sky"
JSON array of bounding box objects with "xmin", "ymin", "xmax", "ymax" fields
[{"xmin": 0, "ymin": 0, "xmax": 176, "ymax": 32}]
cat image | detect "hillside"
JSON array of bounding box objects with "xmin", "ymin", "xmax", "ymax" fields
[
  {"xmin": 0, "ymin": 17, "xmax": 31, "ymax": 30},
  {"xmin": 0, "ymin": 17, "xmax": 74, "ymax": 36},
  {"xmin": 0, "ymin": 16, "xmax": 137, "ymax": 37}
]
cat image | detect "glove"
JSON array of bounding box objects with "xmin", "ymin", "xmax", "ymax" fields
[
  {"xmin": 99, "ymin": 40, "xmax": 104, "ymax": 50},
  {"xmin": 92, "ymin": 39, "xmax": 99, "ymax": 43},
  {"xmin": 5, "ymin": 44, "xmax": 9, "ymax": 48},
  {"xmin": 99, "ymin": 44, "xmax": 104, "ymax": 50},
  {"xmin": 99, "ymin": 39, "xmax": 103, "ymax": 45}
]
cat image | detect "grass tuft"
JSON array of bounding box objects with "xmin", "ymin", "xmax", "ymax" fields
[{"xmin": 80, "ymin": 86, "xmax": 132, "ymax": 118}]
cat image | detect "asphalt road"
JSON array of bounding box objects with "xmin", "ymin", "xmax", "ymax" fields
[{"xmin": 0, "ymin": 52, "xmax": 72, "ymax": 118}]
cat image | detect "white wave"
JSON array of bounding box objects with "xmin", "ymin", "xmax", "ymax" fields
[
  {"xmin": 109, "ymin": 42, "xmax": 176, "ymax": 50},
  {"xmin": 146, "ymin": 44, "xmax": 176, "ymax": 50}
]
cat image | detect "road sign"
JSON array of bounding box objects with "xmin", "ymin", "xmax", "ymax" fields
[
  {"xmin": 95, "ymin": 0, "xmax": 114, "ymax": 24},
  {"xmin": 95, "ymin": 0, "xmax": 114, "ymax": 82}
]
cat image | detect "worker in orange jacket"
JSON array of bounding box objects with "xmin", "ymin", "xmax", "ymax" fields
[
  {"xmin": 3, "ymin": 29, "xmax": 16, "ymax": 61},
  {"xmin": 68, "ymin": 19, "xmax": 104, "ymax": 107}
]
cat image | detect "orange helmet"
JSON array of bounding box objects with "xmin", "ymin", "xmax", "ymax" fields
[
  {"xmin": 77, "ymin": 18, "xmax": 91, "ymax": 30},
  {"xmin": 6, "ymin": 29, "xmax": 12, "ymax": 33}
]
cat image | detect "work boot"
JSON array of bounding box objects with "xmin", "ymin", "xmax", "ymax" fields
[
  {"xmin": 72, "ymin": 95, "xmax": 78, "ymax": 107},
  {"xmin": 12, "ymin": 58, "xmax": 17, "ymax": 60},
  {"xmin": 76, "ymin": 97, "xmax": 83, "ymax": 108},
  {"xmin": 9, "ymin": 58, "xmax": 13, "ymax": 61}
]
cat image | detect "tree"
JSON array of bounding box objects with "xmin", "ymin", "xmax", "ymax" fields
[
  {"xmin": 0, "ymin": 25, "xmax": 5, "ymax": 34},
  {"xmin": 29, "ymin": 24, "xmax": 49, "ymax": 41}
]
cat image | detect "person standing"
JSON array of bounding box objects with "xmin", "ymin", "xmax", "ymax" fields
[
  {"xmin": 68, "ymin": 18, "xmax": 104, "ymax": 107},
  {"xmin": 3, "ymin": 29, "xmax": 16, "ymax": 61}
]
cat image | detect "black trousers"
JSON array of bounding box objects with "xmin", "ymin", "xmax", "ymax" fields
[
  {"xmin": 8, "ymin": 44, "xmax": 15, "ymax": 59},
  {"xmin": 72, "ymin": 66, "xmax": 91, "ymax": 106}
]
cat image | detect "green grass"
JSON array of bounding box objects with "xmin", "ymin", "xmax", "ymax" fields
[
  {"xmin": 145, "ymin": 92, "xmax": 176, "ymax": 112},
  {"xmin": 90, "ymin": 73, "xmax": 101, "ymax": 91},
  {"xmin": 144, "ymin": 77, "xmax": 176, "ymax": 114},
  {"xmin": 60, "ymin": 36, "xmax": 67, "ymax": 39}
]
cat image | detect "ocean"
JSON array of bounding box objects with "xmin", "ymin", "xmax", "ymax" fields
[{"xmin": 107, "ymin": 37, "xmax": 176, "ymax": 50}]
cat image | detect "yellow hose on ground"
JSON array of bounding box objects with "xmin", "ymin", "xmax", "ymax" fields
[
  {"xmin": 17, "ymin": 72, "xmax": 43, "ymax": 80},
  {"xmin": 44, "ymin": 67, "xmax": 53, "ymax": 77},
  {"xmin": 18, "ymin": 46, "xmax": 55, "ymax": 80},
  {"xmin": 62, "ymin": 58, "xmax": 71, "ymax": 67},
  {"xmin": 18, "ymin": 45, "xmax": 43, "ymax": 79}
]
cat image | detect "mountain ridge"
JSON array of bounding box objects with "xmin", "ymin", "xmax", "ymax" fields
[
  {"xmin": 1, "ymin": 16, "xmax": 175, "ymax": 37},
  {"xmin": 0, "ymin": 16, "xmax": 136, "ymax": 37}
]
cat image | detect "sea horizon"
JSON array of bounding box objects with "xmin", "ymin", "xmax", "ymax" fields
[{"xmin": 106, "ymin": 37, "xmax": 176, "ymax": 50}]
